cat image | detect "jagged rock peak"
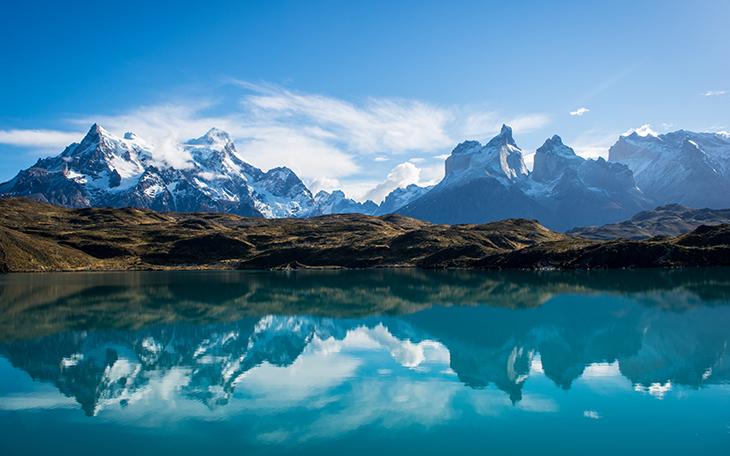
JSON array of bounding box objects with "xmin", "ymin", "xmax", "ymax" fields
[
  {"xmin": 81, "ymin": 123, "xmax": 109, "ymax": 142},
  {"xmin": 486, "ymin": 124, "xmax": 516, "ymax": 147}
]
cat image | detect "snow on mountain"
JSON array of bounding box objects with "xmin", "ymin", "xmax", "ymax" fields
[
  {"xmin": 2, "ymin": 122, "xmax": 729, "ymax": 228},
  {"xmin": 374, "ymin": 183, "xmax": 433, "ymax": 215},
  {"xmin": 309, "ymin": 190, "xmax": 378, "ymax": 216},
  {"xmin": 398, "ymin": 127, "xmax": 649, "ymax": 230},
  {"xmin": 609, "ymin": 130, "xmax": 730, "ymax": 208},
  {"xmin": 443, "ymin": 125, "xmax": 529, "ymax": 186},
  {"xmin": 0, "ymin": 124, "xmax": 315, "ymax": 218}
]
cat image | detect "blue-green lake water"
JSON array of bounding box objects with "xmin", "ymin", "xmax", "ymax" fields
[{"xmin": 0, "ymin": 269, "xmax": 729, "ymax": 455}]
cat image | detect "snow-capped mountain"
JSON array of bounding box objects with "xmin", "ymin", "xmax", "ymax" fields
[
  {"xmin": 443, "ymin": 125, "xmax": 529, "ymax": 185},
  {"xmin": 374, "ymin": 183, "xmax": 433, "ymax": 216},
  {"xmin": 3, "ymin": 122, "xmax": 729, "ymax": 229},
  {"xmin": 397, "ymin": 126, "xmax": 648, "ymax": 230},
  {"xmin": 0, "ymin": 124, "xmax": 317, "ymax": 217},
  {"xmin": 0, "ymin": 124, "xmax": 429, "ymax": 219},
  {"xmin": 308, "ymin": 190, "xmax": 379, "ymax": 216},
  {"xmin": 609, "ymin": 129, "xmax": 730, "ymax": 208}
]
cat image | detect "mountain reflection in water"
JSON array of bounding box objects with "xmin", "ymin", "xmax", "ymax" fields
[{"xmin": 0, "ymin": 269, "xmax": 729, "ymax": 454}]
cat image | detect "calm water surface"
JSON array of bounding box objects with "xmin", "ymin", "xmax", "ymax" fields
[{"xmin": 0, "ymin": 269, "xmax": 729, "ymax": 455}]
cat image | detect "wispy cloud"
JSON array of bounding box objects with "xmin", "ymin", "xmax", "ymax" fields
[
  {"xmin": 1, "ymin": 82, "xmax": 550, "ymax": 200},
  {"xmin": 237, "ymin": 81, "xmax": 455, "ymax": 154},
  {"xmin": 507, "ymin": 114, "xmax": 550, "ymax": 133},
  {"xmin": 0, "ymin": 129, "xmax": 83, "ymax": 149},
  {"xmin": 458, "ymin": 111, "xmax": 550, "ymax": 139},
  {"xmin": 703, "ymin": 90, "xmax": 726, "ymax": 97},
  {"xmin": 569, "ymin": 107, "xmax": 590, "ymax": 117}
]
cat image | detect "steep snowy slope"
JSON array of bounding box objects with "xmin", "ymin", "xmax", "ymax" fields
[
  {"xmin": 609, "ymin": 130, "xmax": 730, "ymax": 208},
  {"xmin": 0, "ymin": 124, "xmax": 315, "ymax": 217}
]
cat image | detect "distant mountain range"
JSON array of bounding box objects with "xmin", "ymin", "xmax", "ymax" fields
[
  {"xmin": 0, "ymin": 125, "xmax": 380, "ymax": 219},
  {"xmin": 569, "ymin": 204, "xmax": 730, "ymax": 240},
  {"xmin": 397, "ymin": 126, "xmax": 650, "ymax": 230},
  {"xmin": 2, "ymin": 123, "xmax": 729, "ymax": 230}
]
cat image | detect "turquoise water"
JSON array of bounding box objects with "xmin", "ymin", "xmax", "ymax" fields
[{"xmin": 0, "ymin": 269, "xmax": 729, "ymax": 455}]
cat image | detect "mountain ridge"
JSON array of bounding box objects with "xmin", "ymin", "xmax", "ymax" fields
[{"xmin": 2, "ymin": 124, "xmax": 730, "ymax": 230}]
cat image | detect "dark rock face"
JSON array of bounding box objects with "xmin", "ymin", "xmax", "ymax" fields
[
  {"xmin": 399, "ymin": 177, "xmax": 545, "ymax": 225},
  {"xmin": 399, "ymin": 133, "xmax": 648, "ymax": 230},
  {"xmin": 531, "ymin": 135, "xmax": 583, "ymax": 183}
]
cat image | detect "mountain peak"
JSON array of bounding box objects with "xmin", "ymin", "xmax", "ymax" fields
[
  {"xmin": 205, "ymin": 127, "xmax": 231, "ymax": 139},
  {"xmin": 82, "ymin": 123, "xmax": 111, "ymax": 142},
  {"xmin": 188, "ymin": 128, "xmax": 233, "ymax": 146},
  {"xmin": 536, "ymin": 135, "xmax": 576, "ymax": 157},
  {"xmin": 486, "ymin": 124, "xmax": 516, "ymax": 148},
  {"xmin": 548, "ymin": 134, "xmax": 563, "ymax": 145}
]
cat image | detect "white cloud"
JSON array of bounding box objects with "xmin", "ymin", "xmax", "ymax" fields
[
  {"xmin": 307, "ymin": 177, "xmax": 341, "ymax": 195},
  {"xmin": 238, "ymin": 82, "xmax": 454, "ymax": 153},
  {"xmin": 703, "ymin": 90, "xmax": 726, "ymax": 97},
  {"xmin": 506, "ymin": 114, "xmax": 551, "ymax": 133},
  {"xmin": 363, "ymin": 162, "xmax": 421, "ymax": 203},
  {"xmin": 2, "ymin": 82, "xmax": 550, "ymax": 200},
  {"xmin": 0, "ymin": 129, "xmax": 84, "ymax": 148},
  {"xmin": 569, "ymin": 107, "xmax": 590, "ymax": 117},
  {"xmin": 235, "ymin": 126, "xmax": 360, "ymax": 180},
  {"xmin": 419, "ymin": 163, "xmax": 445, "ymax": 186},
  {"xmin": 460, "ymin": 111, "xmax": 499, "ymax": 137}
]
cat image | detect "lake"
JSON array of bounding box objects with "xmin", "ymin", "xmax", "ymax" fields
[{"xmin": 0, "ymin": 269, "xmax": 729, "ymax": 455}]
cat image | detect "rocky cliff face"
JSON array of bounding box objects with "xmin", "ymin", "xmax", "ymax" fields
[{"xmin": 399, "ymin": 128, "xmax": 649, "ymax": 230}]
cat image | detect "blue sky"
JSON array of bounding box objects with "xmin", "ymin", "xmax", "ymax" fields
[{"xmin": 1, "ymin": 0, "xmax": 728, "ymax": 200}]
